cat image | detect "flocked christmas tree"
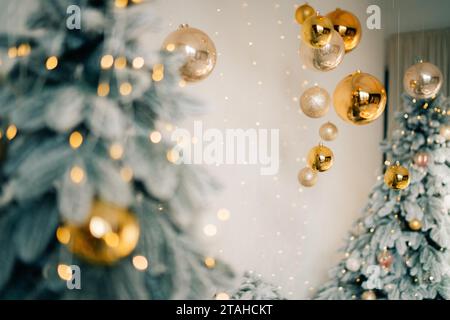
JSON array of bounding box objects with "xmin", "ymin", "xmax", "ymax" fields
[
  {"xmin": 0, "ymin": 0, "xmax": 239, "ymax": 299},
  {"xmin": 315, "ymin": 62, "xmax": 450, "ymax": 300}
]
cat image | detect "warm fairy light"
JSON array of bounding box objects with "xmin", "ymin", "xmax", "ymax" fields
[
  {"xmin": 69, "ymin": 131, "xmax": 83, "ymax": 149},
  {"xmin": 203, "ymin": 224, "xmax": 217, "ymax": 237},
  {"xmin": 132, "ymin": 255, "xmax": 149, "ymax": 271},
  {"xmin": 114, "ymin": 56, "xmax": 127, "ymax": 69},
  {"xmin": 149, "ymin": 131, "xmax": 162, "ymax": 143},
  {"xmin": 165, "ymin": 43, "xmax": 175, "ymax": 52},
  {"xmin": 6, "ymin": 124, "xmax": 17, "ymax": 140},
  {"xmin": 204, "ymin": 257, "xmax": 216, "ymax": 268},
  {"xmin": 215, "ymin": 292, "xmax": 230, "ymax": 300},
  {"xmin": 100, "ymin": 54, "xmax": 114, "ymax": 69},
  {"xmin": 131, "ymin": 0, "xmax": 143, "ymax": 3},
  {"xmin": 132, "ymin": 57, "xmax": 145, "ymax": 69},
  {"xmin": 119, "ymin": 82, "xmax": 133, "ymax": 96},
  {"xmin": 57, "ymin": 264, "xmax": 73, "ymax": 281},
  {"xmin": 46, "ymin": 56, "xmax": 58, "ymax": 70},
  {"xmin": 152, "ymin": 64, "xmax": 164, "ymax": 82},
  {"xmin": 217, "ymin": 208, "xmax": 230, "ymax": 221},
  {"xmin": 7, "ymin": 47, "xmax": 17, "ymax": 58},
  {"xmin": 97, "ymin": 83, "xmax": 110, "ymax": 97},
  {"xmin": 104, "ymin": 232, "xmax": 120, "ymax": 247},
  {"xmin": 109, "ymin": 143, "xmax": 124, "ymax": 160},
  {"xmin": 115, "ymin": 0, "xmax": 128, "ymax": 8},
  {"xmin": 166, "ymin": 149, "xmax": 180, "ymax": 163},
  {"xmin": 17, "ymin": 43, "xmax": 31, "ymax": 57},
  {"xmin": 179, "ymin": 80, "xmax": 187, "ymax": 87},
  {"xmin": 56, "ymin": 227, "xmax": 71, "ymax": 244},
  {"xmin": 120, "ymin": 167, "xmax": 134, "ymax": 182},
  {"xmin": 70, "ymin": 166, "xmax": 85, "ymax": 184},
  {"xmin": 89, "ymin": 216, "xmax": 111, "ymax": 238}
]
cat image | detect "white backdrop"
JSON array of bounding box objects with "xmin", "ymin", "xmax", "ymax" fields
[{"xmin": 150, "ymin": 0, "xmax": 386, "ymax": 298}]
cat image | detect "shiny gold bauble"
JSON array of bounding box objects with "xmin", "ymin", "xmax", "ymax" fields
[
  {"xmin": 361, "ymin": 290, "xmax": 376, "ymax": 300},
  {"xmin": 307, "ymin": 144, "xmax": 334, "ymax": 172},
  {"xmin": 326, "ymin": 8, "xmax": 362, "ymax": 53},
  {"xmin": 319, "ymin": 122, "xmax": 338, "ymax": 141},
  {"xmin": 403, "ymin": 62, "xmax": 443, "ymax": 99},
  {"xmin": 298, "ymin": 167, "xmax": 318, "ymax": 187},
  {"xmin": 59, "ymin": 200, "xmax": 140, "ymax": 265},
  {"xmin": 384, "ymin": 164, "xmax": 410, "ymax": 190},
  {"xmin": 162, "ymin": 24, "xmax": 217, "ymax": 82},
  {"xmin": 300, "ymin": 86, "xmax": 330, "ymax": 118},
  {"xmin": 408, "ymin": 219, "xmax": 422, "ymax": 231},
  {"xmin": 440, "ymin": 125, "xmax": 450, "ymax": 141},
  {"xmin": 295, "ymin": 3, "xmax": 316, "ymax": 25},
  {"xmin": 333, "ymin": 71, "xmax": 387, "ymax": 125},
  {"xmin": 301, "ymin": 15, "xmax": 334, "ymax": 48}
]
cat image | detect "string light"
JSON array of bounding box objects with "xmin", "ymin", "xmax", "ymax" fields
[
  {"xmin": 152, "ymin": 64, "xmax": 164, "ymax": 82},
  {"xmin": 97, "ymin": 83, "xmax": 110, "ymax": 97},
  {"xmin": 56, "ymin": 226, "xmax": 71, "ymax": 244},
  {"xmin": 57, "ymin": 264, "xmax": 72, "ymax": 281},
  {"xmin": 115, "ymin": 0, "xmax": 128, "ymax": 8},
  {"xmin": 132, "ymin": 255, "xmax": 148, "ymax": 271},
  {"xmin": 6, "ymin": 124, "xmax": 17, "ymax": 140},
  {"xmin": 100, "ymin": 55, "xmax": 114, "ymax": 69},
  {"xmin": 204, "ymin": 257, "xmax": 216, "ymax": 269},
  {"xmin": 166, "ymin": 148, "xmax": 180, "ymax": 163},
  {"xmin": 203, "ymin": 224, "xmax": 217, "ymax": 237},
  {"xmin": 46, "ymin": 56, "xmax": 58, "ymax": 70},
  {"xmin": 119, "ymin": 82, "xmax": 133, "ymax": 96},
  {"xmin": 114, "ymin": 56, "xmax": 127, "ymax": 69},
  {"xmin": 17, "ymin": 43, "xmax": 31, "ymax": 57},
  {"xmin": 215, "ymin": 292, "xmax": 230, "ymax": 300},
  {"xmin": 149, "ymin": 131, "xmax": 162, "ymax": 143},
  {"xmin": 120, "ymin": 167, "xmax": 133, "ymax": 182},
  {"xmin": 109, "ymin": 143, "xmax": 124, "ymax": 160},
  {"xmin": 70, "ymin": 166, "xmax": 85, "ymax": 184},
  {"xmin": 132, "ymin": 57, "xmax": 145, "ymax": 69},
  {"xmin": 69, "ymin": 131, "xmax": 83, "ymax": 149},
  {"xmin": 217, "ymin": 208, "xmax": 230, "ymax": 221},
  {"xmin": 7, "ymin": 47, "xmax": 17, "ymax": 58}
]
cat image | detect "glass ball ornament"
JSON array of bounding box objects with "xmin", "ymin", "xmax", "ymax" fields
[
  {"xmin": 58, "ymin": 200, "xmax": 140, "ymax": 265},
  {"xmin": 298, "ymin": 167, "xmax": 318, "ymax": 187},
  {"xmin": 307, "ymin": 144, "xmax": 334, "ymax": 172},
  {"xmin": 377, "ymin": 250, "xmax": 394, "ymax": 269},
  {"xmin": 384, "ymin": 163, "xmax": 410, "ymax": 190},
  {"xmin": 403, "ymin": 61, "xmax": 443, "ymax": 99},
  {"xmin": 300, "ymin": 86, "xmax": 330, "ymax": 118},
  {"xmin": 319, "ymin": 122, "xmax": 338, "ymax": 141},
  {"xmin": 326, "ymin": 8, "xmax": 362, "ymax": 53},
  {"xmin": 162, "ymin": 24, "xmax": 217, "ymax": 82},
  {"xmin": 301, "ymin": 15, "xmax": 334, "ymax": 48},
  {"xmin": 408, "ymin": 219, "xmax": 422, "ymax": 231},
  {"xmin": 345, "ymin": 257, "xmax": 361, "ymax": 272},
  {"xmin": 361, "ymin": 290, "xmax": 376, "ymax": 300},
  {"xmin": 300, "ymin": 30, "xmax": 345, "ymax": 72},
  {"xmin": 295, "ymin": 3, "xmax": 316, "ymax": 25},
  {"xmin": 440, "ymin": 125, "xmax": 450, "ymax": 141},
  {"xmin": 333, "ymin": 71, "xmax": 387, "ymax": 125},
  {"xmin": 413, "ymin": 152, "xmax": 430, "ymax": 168}
]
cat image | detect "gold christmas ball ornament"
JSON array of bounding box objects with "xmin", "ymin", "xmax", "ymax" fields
[
  {"xmin": 295, "ymin": 3, "xmax": 316, "ymax": 25},
  {"xmin": 333, "ymin": 71, "xmax": 387, "ymax": 125},
  {"xmin": 326, "ymin": 8, "xmax": 362, "ymax": 53},
  {"xmin": 408, "ymin": 219, "xmax": 422, "ymax": 231},
  {"xmin": 413, "ymin": 152, "xmax": 430, "ymax": 168},
  {"xmin": 298, "ymin": 167, "xmax": 318, "ymax": 187},
  {"xmin": 301, "ymin": 15, "xmax": 334, "ymax": 48},
  {"xmin": 403, "ymin": 61, "xmax": 443, "ymax": 99},
  {"xmin": 162, "ymin": 24, "xmax": 217, "ymax": 82},
  {"xmin": 58, "ymin": 200, "xmax": 140, "ymax": 265},
  {"xmin": 384, "ymin": 163, "xmax": 410, "ymax": 190},
  {"xmin": 319, "ymin": 122, "xmax": 338, "ymax": 141},
  {"xmin": 300, "ymin": 30, "xmax": 345, "ymax": 72},
  {"xmin": 307, "ymin": 144, "xmax": 334, "ymax": 172},
  {"xmin": 300, "ymin": 86, "xmax": 330, "ymax": 118},
  {"xmin": 440, "ymin": 125, "xmax": 450, "ymax": 141},
  {"xmin": 361, "ymin": 290, "xmax": 376, "ymax": 300}
]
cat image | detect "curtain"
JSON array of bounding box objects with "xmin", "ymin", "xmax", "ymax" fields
[{"xmin": 386, "ymin": 28, "xmax": 450, "ymax": 137}]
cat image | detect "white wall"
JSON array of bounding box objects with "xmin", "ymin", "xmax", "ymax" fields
[{"xmin": 151, "ymin": 0, "xmax": 386, "ymax": 298}]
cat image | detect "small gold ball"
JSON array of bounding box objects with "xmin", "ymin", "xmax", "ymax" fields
[{"xmin": 408, "ymin": 219, "xmax": 422, "ymax": 231}]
